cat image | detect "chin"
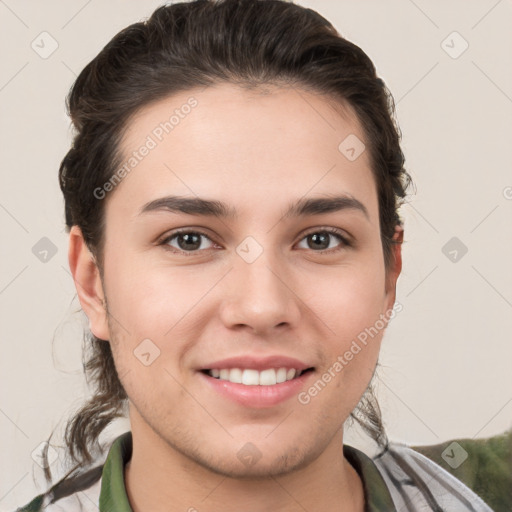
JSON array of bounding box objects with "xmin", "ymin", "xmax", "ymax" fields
[{"xmin": 180, "ymin": 436, "xmax": 320, "ymax": 480}]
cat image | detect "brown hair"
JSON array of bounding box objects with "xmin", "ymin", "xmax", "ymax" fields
[{"xmin": 42, "ymin": 0, "xmax": 412, "ymax": 484}]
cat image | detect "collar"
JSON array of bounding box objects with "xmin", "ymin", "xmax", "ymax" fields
[{"xmin": 99, "ymin": 431, "xmax": 396, "ymax": 512}]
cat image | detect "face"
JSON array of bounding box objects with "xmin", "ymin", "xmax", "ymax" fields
[{"xmin": 80, "ymin": 83, "xmax": 401, "ymax": 478}]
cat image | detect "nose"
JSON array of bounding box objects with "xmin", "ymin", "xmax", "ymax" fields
[{"xmin": 218, "ymin": 248, "xmax": 301, "ymax": 336}]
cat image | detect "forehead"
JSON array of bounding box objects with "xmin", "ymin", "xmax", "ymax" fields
[{"xmin": 109, "ymin": 82, "xmax": 378, "ymax": 223}]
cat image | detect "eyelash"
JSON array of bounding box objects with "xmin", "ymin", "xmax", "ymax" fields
[{"xmin": 158, "ymin": 227, "xmax": 351, "ymax": 256}]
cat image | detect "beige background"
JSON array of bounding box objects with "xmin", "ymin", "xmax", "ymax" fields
[{"xmin": 1, "ymin": 0, "xmax": 511, "ymax": 509}]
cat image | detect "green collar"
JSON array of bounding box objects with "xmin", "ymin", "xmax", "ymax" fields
[
  {"xmin": 99, "ymin": 431, "xmax": 133, "ymax": 511},
  {"xmin": 99, "ymin": 431, "xmax": 396, "ymax": 511}
]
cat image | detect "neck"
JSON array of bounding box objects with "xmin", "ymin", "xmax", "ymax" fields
[{"xmin": 124, "ymin": 423, "xmax": 365, "ymax": 512}]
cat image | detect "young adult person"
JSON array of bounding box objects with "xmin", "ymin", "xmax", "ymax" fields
[{"xmin": 16, "ymin": 1, "xmax": 506, "ymax": 510}]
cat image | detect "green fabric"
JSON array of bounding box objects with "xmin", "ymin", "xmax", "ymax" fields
[
  {"xmin": 98, "ymin": 431, "xmax": 133, "ymax": 511},
  {"xmin": 14, "ymin": 494, "xmax": 44, "ymax": 511},
  {"xmin": 412, "ymin": 429, "xmax": 512, "ymax": 512}
]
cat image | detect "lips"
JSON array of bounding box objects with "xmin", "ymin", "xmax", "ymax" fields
[{"xmin": 197, "ymin": 355, "xmax": 315, "ymax": 407}]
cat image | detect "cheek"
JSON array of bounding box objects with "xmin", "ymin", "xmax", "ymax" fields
[
  {"xmin": 102, "ymin": 253, "xmax": 214, "ymax": 384},
  {"xmin": 103, "ymin": 252, "xmax": 202, "ymax": 335},
  {"xmin": 302, "ymin": 260, "xmax": 387, "ymax": 384},
  {"xmin": 306, "ymin": 260, "xmax": 388, "ymax": 333}
]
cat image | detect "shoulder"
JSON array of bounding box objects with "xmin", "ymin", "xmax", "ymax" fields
[
  {"xmin": 373, "ymin": 441, "xmax": 495, "ymax": 511},
  {"xmin": 411, "ymin": 429, "xmax": 512, "ymax": 512},
  {"xmin": 369, "ymin": 429, "xmax": 511, "ymax": 511}
]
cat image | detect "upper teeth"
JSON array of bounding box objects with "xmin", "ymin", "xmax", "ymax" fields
[{"xmin": 208, "ymin": 368, "xmax": 302, "ymax": 385}]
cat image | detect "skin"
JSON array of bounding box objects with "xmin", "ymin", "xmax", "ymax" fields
[{"xmin": 70, "ymin": 83, "xmax": 403, "ymax": 512}]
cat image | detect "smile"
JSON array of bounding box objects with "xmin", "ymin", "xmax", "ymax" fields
[{"xmin": 203, "ymin": 367, "xmax": 312, "ymax": 386}]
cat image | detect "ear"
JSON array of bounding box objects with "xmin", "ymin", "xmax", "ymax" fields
[
  {"xmin": 68, "ymin": 225, "xmax": 110, "ymax": 340},
  {"xmin": 384, "ymin": 225, "xmax": 404, "ymax": 310}
]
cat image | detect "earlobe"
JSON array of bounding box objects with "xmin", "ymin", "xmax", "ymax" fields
[{"xmin": 68, "ymin": 226, "xmax": 110, "ymax": 340}]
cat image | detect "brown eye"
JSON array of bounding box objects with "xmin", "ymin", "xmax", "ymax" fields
[
  {"xmin": 297, "ymin": 228, "xmax": 350, "ymax": 253},
  {"xmin": 161, "ymin": 230, "xmax": 215, "ymax": 253}
]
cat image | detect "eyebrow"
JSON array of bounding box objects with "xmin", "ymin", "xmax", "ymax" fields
[{"xmin": 139, "ymin": 194, "xmax": 369, "ymax": 220}]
